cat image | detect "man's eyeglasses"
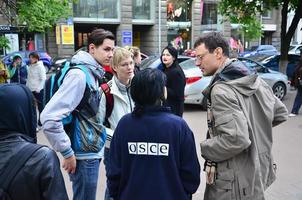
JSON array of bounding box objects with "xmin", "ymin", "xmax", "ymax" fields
[{"xmin": 195, "ymin": 52, "xmax": 209, "ymax": 62}]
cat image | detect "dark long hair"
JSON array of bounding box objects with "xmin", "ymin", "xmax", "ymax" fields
[
  {"xmin": 160, "ymin": 46, "xmax": 179, "ymax": 69},
  {"xmin": 130, "ymin": 68, "xmax": 166, "ymax": 117}
]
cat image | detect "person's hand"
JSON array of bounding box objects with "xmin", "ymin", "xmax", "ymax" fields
[
  {"xmin": 63, "ymin": 155, "xmax": 76, "ymax": 174},
  {"xmin": 0, "ymin": 70, "xmax": 5, "ymax": 76}
]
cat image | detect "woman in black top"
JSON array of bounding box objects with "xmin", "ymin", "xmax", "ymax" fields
[{"xmin": 160, "ymin": 46, "xmax": 186, "ymax": 117}]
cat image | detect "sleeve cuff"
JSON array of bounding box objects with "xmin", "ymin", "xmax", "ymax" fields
[{"xmin": 61, "ymin": 147, "xmax": 74, "ymax": 158}]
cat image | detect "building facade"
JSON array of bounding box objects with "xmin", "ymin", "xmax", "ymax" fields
[
  {"xmin": 52, "ymin": 0, "xmax": 233, "ymax": 57},
  {"xmin": 1, "ymin": 0, "xmax": 283, "ymax": 57}
]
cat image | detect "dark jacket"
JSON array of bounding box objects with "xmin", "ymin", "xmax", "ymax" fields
[
  {"xmin": 8, "ymin": 63, "xmax": 27, "ymax": 84},
  {"xmin": 0, "ymin": 83, "xmax": 68, "ymax": 200},
  {"xmin": 163, "ymin": 64, "xmax": 186, "ymax": 117},
  {"xmin": 0, "ymin": 135, "xmax": 68, "ymax": 200},
  {"xmin": 108, "ymin": 106, "xmax": 200, "ymax": 200},
  {"xmin": 291, "ymin": 63, "xmax": 302, "ymax": 88}
]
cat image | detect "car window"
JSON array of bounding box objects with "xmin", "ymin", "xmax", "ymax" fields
[
  {"xmin": 289, "ymin": 46, "xmax": 295, "ymax": 51},
  {"xmin": 177, "ymin": 57, "xmax": 190, "ymax": 64},
  {"xmin": 241, "ymin": 59, "xmax": 262, "ymax": 73},
  {"xmin": 140, "ymin": 56, "xmax": 159, "ymax": 69},
  {"xmin": 250, "ymin": 46, "xmax": 257, "ymax": 51},
  {"xmin": 179, "ymin": 58, "xmax": 195, "ymax": 70}
]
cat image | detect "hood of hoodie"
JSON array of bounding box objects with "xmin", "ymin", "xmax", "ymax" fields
[
  {"xmin": 71, "ymin": 50, "xmax": 105, "ymax": 80},
  {"xmin": 0, "ymin": 84, "xmax": 37, "ymax": 140},
  {"xmin": 203, "ymin": 59, "xmax": 259, "ymax": 98}
]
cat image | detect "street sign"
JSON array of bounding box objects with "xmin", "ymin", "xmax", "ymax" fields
[{"xmin": 122, "ymin": 31, "xmax": 132, "ymax": 46}]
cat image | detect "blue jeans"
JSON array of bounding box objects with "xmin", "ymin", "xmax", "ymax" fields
[
  {"xmin": 104, "ymin": 147, "xmax": 111, "ymax": 200},
  {"xmin": 291, "ymin": 87, "xmax": 302, "ymax": 114},
  {"xmin": 69, "ymin": 159, "xmax": 101, "ymax": 200}
]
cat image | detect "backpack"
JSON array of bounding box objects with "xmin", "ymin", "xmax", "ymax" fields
[
  {"xmin": 100, "ymin": 82, "xmax": 114, "ymax": 128},
  {"xmin": 0, "ymin": 143, "xmax": 44, "ymax": 200},
  {"xmin": 43, "ymin": 61, "xmax": 95, "ymax": 125}
]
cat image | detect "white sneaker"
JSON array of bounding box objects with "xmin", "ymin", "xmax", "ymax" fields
[{"xmin": 289, "ymin": 113, "xmax": 297, "ymax": 117}]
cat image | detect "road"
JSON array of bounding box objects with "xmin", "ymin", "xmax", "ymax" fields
[{"xmin": 37, "ymin": 89, "xmax": 302, "ymax": 200}]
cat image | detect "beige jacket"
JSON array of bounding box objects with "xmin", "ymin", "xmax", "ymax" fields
[{"xmin": 201, "ymin": 74, "xmax": 288, "ymax": 200}]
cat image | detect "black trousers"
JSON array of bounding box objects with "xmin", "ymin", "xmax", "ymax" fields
[{"xmin": 32, "ymin": 89, "xmax": 44, "ymax": 126}]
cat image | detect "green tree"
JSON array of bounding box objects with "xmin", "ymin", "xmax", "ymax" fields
[
  {"xmin": 0, "ymin": 36, "xmax": 10, "ymax": 50},
  {"xmin": 219, "ymin": 0, "xmax": 302, "ymax": 75},
  {"xmin": 17, "ymin": 0, "xmax": 71, "ymax": 32},
  {"xmin": 1, "ymin": 0, "xmax": 72, "ymax": 33}
]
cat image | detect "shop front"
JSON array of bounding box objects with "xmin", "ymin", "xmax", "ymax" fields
[{"xmin": 166, "ymin": 0, "xmax": 193, "ymax": 54}]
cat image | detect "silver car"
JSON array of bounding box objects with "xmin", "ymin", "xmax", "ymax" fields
[{"xmin": 180, "ymin": 57, "xmax": 289, "ymax": 109}]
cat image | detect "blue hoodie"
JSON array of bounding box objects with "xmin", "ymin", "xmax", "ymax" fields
[{"xmin": 107, "ymin": 106, "xmax": 200, "ymax": 200}]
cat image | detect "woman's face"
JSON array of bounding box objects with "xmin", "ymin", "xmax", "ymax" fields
[
  {"xmin": 161, "ymin": 49, "xmax": 174, "ymax": 67},
  {"xmin": 113, "ymin": 56, "xmax": 134, "ymax": 85}
]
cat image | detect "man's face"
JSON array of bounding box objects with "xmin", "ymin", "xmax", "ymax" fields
[
  {"xmin": 89, "ymin": 38, "xmax": 115, "ymax": 66},
  {"xmin": 195, "ymin": 43, "xmax": 220, "ymax": 76}
]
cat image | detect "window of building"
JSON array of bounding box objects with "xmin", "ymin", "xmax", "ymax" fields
[
  {"xmin": 132, "ymin": 0, "xmax": 152, "ymax": 20},
  {"xmin": 262, "ymin": 10, "xmax": 271, "ymax": 19},
  {"xmin": 73, "ymin": 0, "xmax": 119, "ymax": 21},
  {"xmin": 201, "ymin": 3, "xmax": 217, "ymax": 25},
  {"xmin": 167, "ymin": 0, "xmax": 192, "ymax": 22}
]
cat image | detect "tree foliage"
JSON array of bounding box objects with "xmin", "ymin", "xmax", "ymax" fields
[
  {"xmin": 0, "ymin": 36, "xmax": 10, "ymax": 50},
  {"xmin": 219, "ymin": 0, "xmax": 302, "ymax": 74},
  {"xmin": 16, "ymin": 0, "xmax": 71, "ymax": 32},
  {"xmin": 219, "ymin": 0, "xmax": 280, "ymax": 41}
]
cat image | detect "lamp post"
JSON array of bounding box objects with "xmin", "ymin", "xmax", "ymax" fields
[{"xmin": 158, "ymin": 0, "xmax": 161, "ymax": 55}]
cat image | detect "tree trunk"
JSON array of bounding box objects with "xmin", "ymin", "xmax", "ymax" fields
[{"xmin": 280, "ymin": 0, "xmax": 302, "ymax": 76}]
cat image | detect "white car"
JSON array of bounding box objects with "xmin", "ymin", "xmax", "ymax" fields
[
  {"xmin": 288, "ymin": 44, "xmax": 302, "ymax": 55},
  {"xmin": 180, "ymin": 58, "xmax": 289, "ymax": 109}
]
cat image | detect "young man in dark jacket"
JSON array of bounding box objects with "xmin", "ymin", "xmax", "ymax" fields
[{"xmin": 0, "ymin": 83, "xmax": 68, "ymax": 200}]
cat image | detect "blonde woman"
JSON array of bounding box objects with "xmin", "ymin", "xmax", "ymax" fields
[{"xmin": 99, "ymin": 47, "xmax": 135, "ymax": 200}]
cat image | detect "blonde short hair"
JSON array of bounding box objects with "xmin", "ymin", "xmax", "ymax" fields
[{"xmin": 111, "ymin": 47, "xmax": 133, "ymax": 69}]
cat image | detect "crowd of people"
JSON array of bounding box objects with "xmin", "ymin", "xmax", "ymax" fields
[{"xmin": 1, "ymin": 29, "xmax": 298, "ymax": 200}]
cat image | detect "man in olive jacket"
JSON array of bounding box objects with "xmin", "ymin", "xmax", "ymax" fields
[{"xmin": 195, "ymin": 32, "xmax": 288, "ymax": 200}]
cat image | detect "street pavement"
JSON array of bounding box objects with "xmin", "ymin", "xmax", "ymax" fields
[{"xmin": 37, "ymin": 89, "xmax": 302, "ymax": 200}]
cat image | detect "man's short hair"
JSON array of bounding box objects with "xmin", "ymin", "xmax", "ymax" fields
[
  {"xmin": 88, "ymin": 28, "xmax": 115, "ymax": 47},
  {"xmin": 194, "ymin": 32, "xmax": 230, "ymax": 57}
]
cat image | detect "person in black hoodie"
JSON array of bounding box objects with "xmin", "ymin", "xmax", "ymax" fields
[
  {"xmin": 160, "ymin": 46, "xmax": 186, "ymax": 117},
  {"xmin": 107, "ymin": 68, "xmax": 200, "ymax": 200},
  {"xmin": 0, "ymin": 83, "xmax": 68, "ymax": 200}
]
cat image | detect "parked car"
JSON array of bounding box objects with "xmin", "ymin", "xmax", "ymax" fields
[
  {"xmin": 2, "ymin": 51, "xmax": 52, "ymax": 72},
  {"xmin": 259, "ymin": 54, "xmax": 301, "ymax": 79},
  {"xmin": 239, "ymin": 45, "xmax": 279, "ymax": 58},
  {"xmin": 179, "ymin": 57, "xmax": 289, "ymax": 109},
  {"xmin": 288, "ymin": 44, "xmax": 302, "ymax": 55},
  {"xmin": 140, "ymin": 55, "xmax": 192, "ymax": 70}
]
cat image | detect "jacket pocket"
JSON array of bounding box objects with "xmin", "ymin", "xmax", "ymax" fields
[
  {"xmin": 213, "ymin": 112, "xmax": 235, "ymax": 137},
  {"xmin": 259, "ymin": 151, "xmax": 276, "ymax": 189},
  {"xmin": 205, "ymin": 169, "xmax": 235, "ymax": 200}
]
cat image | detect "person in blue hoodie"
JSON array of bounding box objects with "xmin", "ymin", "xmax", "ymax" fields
[
  {"xmin": 107, "ymin": 68, "xmax": 200, "ymax": 200},
  {"xmin": 7, "ymin": 53, "xmax": 28, "ymax": 84}
]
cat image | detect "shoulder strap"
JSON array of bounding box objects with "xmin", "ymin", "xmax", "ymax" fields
[
  {"xmin": 0, "ymin": 143, "xmax": 44, "ymax": 190},
  {"xmin": 100, "ymin": 82, "xmax": 114, "ymax": 124}
]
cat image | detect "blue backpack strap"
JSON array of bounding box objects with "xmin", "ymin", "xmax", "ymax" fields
[
  {"xmin": 73, "ymin": 65, "xmax": 93, "ymax": 87},
  {"xmin": 57, "ymin": 61, "xmax": 71, "ymax": 87}
]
